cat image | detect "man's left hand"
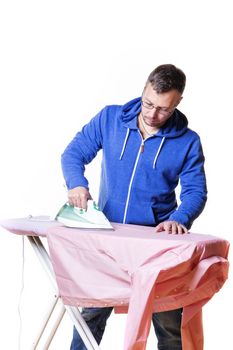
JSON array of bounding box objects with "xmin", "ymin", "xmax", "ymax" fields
[{"xmin": 154, "ymin": 221, "xmax": 189, "ymax": 234}]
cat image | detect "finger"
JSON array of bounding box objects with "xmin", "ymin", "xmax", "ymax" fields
[
  {"xmin": 80, "ymin": 196, "xmax": 88, "ymax": 210},
  {"xmin": 181, "ymin": 225, "xmax": 189, "ymax": 234},
  {"xmin": 154, "ymin": 223, "xmax": 163, "ymax": 233},
  {"xmin": 68, "ymin": 195, "xmax": 76, "ymax": 207},
  {"xmin": 76, "ymin": 198, "xmax": 83, "ymax": 209},
  {"xmin": 73, "ymin": 198, "xmax": 81, "ymax": 208},
  {"xmin": 177, "ymin": 224, "xmax": 189, "ymax": 234},
  {"xmin": 177, "ymin": 224, "xmax": 183, "ymax": 234},
  {"xmin": 68, "ymin": 193, "xmax": 79, "ymax": 207},
  {"xmin": 79, "ymin": 191, "xmax": 93, "ymax": 210},
  {"xmin": 164, "ymin": 222, "xmax": 172, "ymax": 234},
  {"xmin": 171, "ymin": 222, "xmax": 177, "ymax": 234}
]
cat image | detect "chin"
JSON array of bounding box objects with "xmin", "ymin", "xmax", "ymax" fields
[{"xmin": 146, "ymin": 120, "xmax": 159, "ymax": 127}]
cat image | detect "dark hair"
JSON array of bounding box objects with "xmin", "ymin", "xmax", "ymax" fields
[{"xmin": 146, "ymin": 64, "xmax": 186, "ymax": 94}]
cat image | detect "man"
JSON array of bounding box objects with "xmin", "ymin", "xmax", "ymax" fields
[{"xmin": 61, "ymin": 64, "xmax": 207, "ymax": 350}]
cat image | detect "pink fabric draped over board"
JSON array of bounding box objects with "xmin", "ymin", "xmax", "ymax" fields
[{"xmin": 45, "ymin": 223, "xmax": 229, "ymax": 350}]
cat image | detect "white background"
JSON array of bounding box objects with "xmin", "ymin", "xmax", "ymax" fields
[{"xmin": 0, "ymin": 0, "xmax": 232, "ymax": 349}]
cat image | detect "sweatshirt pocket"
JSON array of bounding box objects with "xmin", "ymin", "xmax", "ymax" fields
[
  {"xmin": 124, "ymin": 202, "xmax": 157, "ymax": 226},
  {"xmin": 102, "ymin": 199, "xmax": 159, "ymax": 226},
  {"xmin": 102, "ymin": 199, "xmax": 125, "ymax": 223}
]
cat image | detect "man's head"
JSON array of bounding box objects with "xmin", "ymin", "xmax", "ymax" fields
[
  {"xmin": 140, "ymin": 64, "xmax": 186, "ymax": 130},
  {"xmin": 145, "ymin": 64, "xmax": 186, "ymax": 94}
]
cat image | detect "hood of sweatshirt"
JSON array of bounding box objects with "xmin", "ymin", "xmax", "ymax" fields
[{"xmin": 119, "ymin": 97, "xmax": 188, "ymax": 138}]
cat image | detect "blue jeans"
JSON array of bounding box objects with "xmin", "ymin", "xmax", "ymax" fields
[{"xmin": 70, "ymin": 307, "xmax": 182, "ymax": 350}]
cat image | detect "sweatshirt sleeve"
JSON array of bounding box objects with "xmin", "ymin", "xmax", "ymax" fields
[
  {"xmin": 61, "ymin": 109, "xmax": 104, "ymax": 190},
  {"xmin": 169, "ymin": 136, "xmax": 207, "ymax": 229}
]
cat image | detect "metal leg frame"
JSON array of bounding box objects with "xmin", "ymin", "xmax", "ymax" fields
[
  {"xmin": 31, "ymin": 295, "xmax": 62, "ymax": 349},
  {"xmin": 27, "ymin": 236, "xmax": 100, "ymax": 350}
]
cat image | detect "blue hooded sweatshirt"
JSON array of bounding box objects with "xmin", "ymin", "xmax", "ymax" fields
[{"xmin": 61, "ymin": 97, "xmax": 207, "ymax": 229}]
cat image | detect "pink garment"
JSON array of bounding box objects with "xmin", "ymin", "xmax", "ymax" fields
[
  {"xmin": 46, "ymin": 223, "xmax": 229, "ymax": 350},
  {"xmin": 0, "ymin": 218, "xmax": 229, "ymax": 350}
]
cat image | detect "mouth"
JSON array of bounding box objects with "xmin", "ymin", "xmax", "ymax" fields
[{"xmin": 143, "ymin": 116, "xmax": 160, "ymax": 127}]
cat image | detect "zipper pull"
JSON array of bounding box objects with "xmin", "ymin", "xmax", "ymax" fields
[{"xmin": 140, "ymin": 140, "xmax": 144, "ymax": 153}]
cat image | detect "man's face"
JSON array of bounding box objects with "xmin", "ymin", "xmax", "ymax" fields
[{"xmin": 141, "ymin": 83, "xmax": 182, "ymax": 129}]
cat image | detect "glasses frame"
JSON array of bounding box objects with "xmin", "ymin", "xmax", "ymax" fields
[{"xmin": 141, "ymin": 100, "xmax": 175, "ymax": 116}]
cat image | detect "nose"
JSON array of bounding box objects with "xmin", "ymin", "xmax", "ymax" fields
[{"xmin": 147, "ymin": 108, "xmax": 160, "ymax": 117}]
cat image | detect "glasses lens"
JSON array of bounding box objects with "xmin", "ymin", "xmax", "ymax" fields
[
  {"xmin": 142, "ymin": 100, "xmax": 174, "ymax": 115},
  {"xmin": 142, "ymin": 101, "xmax": 153, "ymax": 109}
]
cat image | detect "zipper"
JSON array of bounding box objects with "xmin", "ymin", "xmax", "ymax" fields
[
  {"xmin": 140, "ymin": 139, "xmax": 144, "ymax": 153},
  {"xmin": 139, "ymin": 132, "xmax": 154, "ymax": 153},
  {"xmin": 123, "ymin": 131, "xmax": 145, "ymax": 223},
  {"xmin": 122, "ymin": 131, "xmax": 163, "ymax": 223}
]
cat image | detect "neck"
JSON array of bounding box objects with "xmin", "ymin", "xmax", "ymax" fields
[{"xmin": 138, "ymin": 113, "xmax": 159, "ymax": 139}]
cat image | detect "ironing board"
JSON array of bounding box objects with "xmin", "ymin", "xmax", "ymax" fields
[
  {"xmin": 0, "ymin": 217, "xmax": 100, "ymax": 350},
  {"xmin": 0, "ymin": 217, "xmax": 230, "ymax": 350}
]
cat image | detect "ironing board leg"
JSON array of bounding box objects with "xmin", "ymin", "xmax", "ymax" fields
[
  {"xmin": 31, "ymin": 295, "xmax": 60, "ymax": 349},
  {"xmin": 27, "ymin": 236, "xmax": 100, "ymax": 350},
  {"xmin": 43, "ymin": 303, "xmax": 66, "ymax": 349}
]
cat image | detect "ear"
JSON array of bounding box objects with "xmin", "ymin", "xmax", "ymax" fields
[{"xmin": 176, "ymin": 96, "xmax": 183, "ymax": 107}]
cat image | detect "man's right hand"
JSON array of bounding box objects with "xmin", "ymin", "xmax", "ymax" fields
[{"xmin": 68, "ymin": 186, "xmax": 92, "ymax": 210}]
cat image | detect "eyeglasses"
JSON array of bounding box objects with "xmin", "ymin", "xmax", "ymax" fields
[{"xmin": 141, "ymin": 100, "xmax": 174, "ymax": 116}]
